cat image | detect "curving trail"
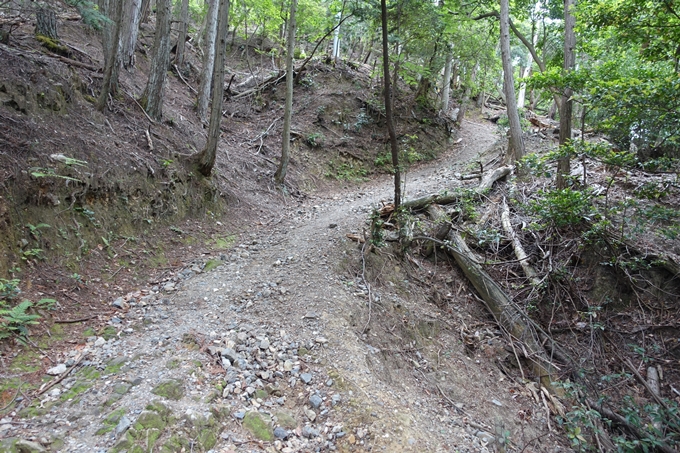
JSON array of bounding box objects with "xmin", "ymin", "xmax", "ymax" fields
[{"xmin": 5, "ymin": 120, "xmax": 568, "ymax": 453}]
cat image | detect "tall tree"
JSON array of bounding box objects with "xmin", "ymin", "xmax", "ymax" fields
[
  {"xmin": 381, "ymin": 0, "xmax": 401, "ymax": 208},
  {"xmin": 175, "ymin": 0, "xmax": 189, "ymax": 66},
  {"xmin": 499, "ymin": 0, "xmax": 525, "ymax": 162},
  {"xmin": 140, "ymin": 0, "xmax": 173, "ymax": 120},
  {"xmin": 441, "ymin": 47, "xmax": 453, "ymax": 112},
  {"xmin": 197, "ymin": 0, "xmax": 219, "ymax": 124},
  {"xmin": 274, "ymin": 0, "xmax": 298, "ymax": 186},
  {"xmin": 195, "ymin": 0, "xmax": 230, "ymax": 176},
  {"xmin": 556, "ymin": 0, "xmax": 575, "ymax": 188},
  {"xmin": 97, "ymin": 0, "xmax": 124, "ymax": 111}
]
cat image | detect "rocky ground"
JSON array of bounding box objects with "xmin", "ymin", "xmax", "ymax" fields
[{"xmin": 0, "ymin": 119, "xmax": 569, "ymax": 453}]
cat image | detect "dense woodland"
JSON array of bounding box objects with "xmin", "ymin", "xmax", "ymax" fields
[{"xmin": 1, "ymin": 0, "xmax": 680, "ymax": 451}]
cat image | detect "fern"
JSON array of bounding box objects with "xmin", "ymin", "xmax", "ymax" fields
[{"xmin": 0, "ymin": 300, "xmax": 40, "ymax": 343}]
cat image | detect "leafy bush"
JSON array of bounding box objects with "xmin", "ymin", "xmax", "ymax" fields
[{"xmin": 529, "ymin": 188, "xmax": 597, "ymax": 229}]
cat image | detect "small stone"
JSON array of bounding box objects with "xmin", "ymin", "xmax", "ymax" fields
[
  {"xmin": 49, "ymin": 388, "xmax": 61, "ymax": 397},
  {"xmin": 328, "ymin": 223, "xmax": 338, "ymax": 229},
  {"xmin": 112, "ymin": 297, "xmax": 128, "ymax": 309},
  {"xmin": 304, "ymin": 409, "xmax": 316, "ymax": 422},
  {"xmin": 221, "ymin": 348, "xmax": 239, "ymax": 363},
  {"xmin": 259, "ymin": 338, "xmax": 270, "ymax": 350},
  {"xmin": 309, "ymin": 394, "xmax": 323, "ymax": 409},
  {"xmin": 325, "ymin": 379, "xmax": 333, "ymax": 387},
  {"xmin": 300, "ymin": 373, "xmax": 313, "ymax": 384},
  {"xmin": 283, "ymin": 360, "xmax": 294, "ymax": 372},
  {"xmin": 163, "ymin": 282, "xmax": 175, "ymax": 292},
  {"xmin": 476, "ymin": 431, "xmax": 495, "ymax": 444},
  {"xmin": 115, "ymin": 415, "xmax": 131, "ymax": 437},
  {"xmin": 47, "ymin": 364, "xmax": 67, "ymax": 375},
  {"xmin": 94, "ymin": 337, "xmax": 106, "ymax": 347},
  {"xmin": 314, "ymin": 337, "xmax": 328, "ymax": 344},
  {"xmin": 151, "ymin": 379, "xmax": 184, "ymax": 401},
  {"xmin": 301, "ymin": 426, "xmax": 319, "ymax": 439},
  {"xmin": 234, "ymin": 411, "xmax": 246, "ymax": 420},
  {"xmin": 348, "ymin": 434, "xmax": 356, "ymax": 444},
  {"xmin": 273, "ymin": 427, "xmax": 288, "ymax": 439},
  {"xmin": 491, "ymin": 399, "xmax": 503, "ymax": 407}
]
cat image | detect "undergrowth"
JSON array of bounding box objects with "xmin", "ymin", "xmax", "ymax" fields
[{"xmin": 0, "ymin": 278, "xmax": 56, "ymax": 343}]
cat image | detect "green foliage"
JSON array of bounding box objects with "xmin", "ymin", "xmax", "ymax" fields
[
  {"xmin": 325, "ymin": 160, "xmax": 367, "ymax": 181},
  {"xmin": 529, "ymin": 188, "xmax": 597, "ymax": 229},
  {"xmin": 0, "ymin": 300, "xmax": 40, "ymax": 342},
  {"xmin": 306, "ymin": 132, "xmax": 325, "ymax": 147},
  {"xmin": 64, "ymin": 0, "xmax": 111, "ymax": 30}
]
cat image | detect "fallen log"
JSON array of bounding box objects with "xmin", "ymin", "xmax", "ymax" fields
[
  {"xmin": 402, "ymin": 166, "xmax": 513, "ymax": 210},
  {"xmin": 414, "ymin": 233, "xmax": 561, "ymax": 393},
  {"xmin": 500, "ymin": 200, "xmax": 540, "ymax": 286}
]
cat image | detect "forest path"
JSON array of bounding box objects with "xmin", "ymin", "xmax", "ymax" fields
[{"xmin": 5, "ymin": 119, "xmax": 565, "ymax": 453}]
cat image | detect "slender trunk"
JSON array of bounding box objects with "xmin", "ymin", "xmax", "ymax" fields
[
  {"xmin": 97, "ymin": 0, "xmax": 124, "ymax": 111},
  {"xmin": 381, "ymin": 0, "xmax": 400, "ymax": 208},
  {"xmin": 176, "ymin": 0, "xmax": 189, "ymax": 66},
  {"xmin": 197, "ymin": 0, "xmax": 219, "ymax": 124},
  {"xmin": 274, "ymin": 0, "xmax": 297, "ymax": 186},
  {"xmin": 140, "ymin": 0, "xmax": 173, "ymax": 120},
  {"xmin": 499, "ymin": 0, "xmax": 525, "ymax": 162},
  {"xmin": 516, "ymin": 63, "xmax": 531, "ymax": 109},
  {"xmin": 332, "ymin": 12, "xmax": 341, "ymax": 62},
  {"xmin": 195, "ymin": 0, "xmax": 230, "ymax": 176},
  {"xmin": 441, "ymin": 48, "xmax": 453, "ymax": 112},
  {"xmin": 140, "ymin": 0, "xmax": 151, "ymax": 24},
  {"xmin": 556, "ymin": 0, "xmax": 576, "ymax": 188},
  {"xmin": 120, "ymin": 0, "xmax": 141, "ymax": 69},
  {"xmin": 457, "ymin": 63, "xmax": 478, "ymax": 124}
]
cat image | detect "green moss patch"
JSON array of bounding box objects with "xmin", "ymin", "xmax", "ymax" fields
[
  {"xmin": 203, "ymin": 259, "xmax": 222, "ymax": 272},
  {"xmin": 96, "ymin": 408, "xmax": 126, "ymax": 435},
  {"xmin": 151, "ymin": 379, "xmax": 184, "ymax": 401},
  {"xmin": 243, "ymin": 411, "xmax": 274, "ymax": 441}
]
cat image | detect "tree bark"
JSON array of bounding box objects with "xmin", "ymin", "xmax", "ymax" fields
[
  {"xmin": 140, "ymin": 0, "xmax": 173, "ymax": 121},
  {"xmin": 195, "ymin": 0, "xmax": 230, "ymax": 176},
  {"xmin": 556, "ymin": 0, "xmax": 576, "ymax": 188},
  {"xmin": 197, "ymin": 0, "xmax": 219, "ymax": 124},
  {"xmin": 120, "ymin": 0, "xmax": 142, "ymax": 69},
  {"xmin": 441, "ymin": 48, "xmax": 453, "ymax": 112},
  {"xmin": 274, "ymin": 0, "xmax": 297, "ymax": 186},
  {"xmin": 175, "ymin": 0, "xmax": 189, "ymax": 66},
  {"xmin": 36, "ymin": 7, "xmax": 58, "ymax": 40},
  {"xmin": 499, "ymin": 0, "xmax": 525, "ymax": 162},
  {"xmin": 381, "ymin": 0, "xmax": 401, "ymax": 208},
  {"xmin": 97, "ymin": 0, "xmax": 124, "ymax": 111}
]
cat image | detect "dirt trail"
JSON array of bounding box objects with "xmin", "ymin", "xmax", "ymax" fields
[{"xmin": 2, "ymin": 119, "xmax": 568, "ymax": 453}]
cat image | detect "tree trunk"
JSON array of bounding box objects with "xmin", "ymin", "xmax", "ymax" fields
[
  {"xmin": 120, "ymin": 0, "xmax": 142, "ymax": 69},
  {"xmin": 197, "ymin": 0, "xmax": 219, "ymax": 124},
  {"xmin": 516, "ymin": 63, "xmax": 531, "ymax": 109},
  {"xmin": 441, "ymin": 48, "xmax": 453, "ymax": 112},
  {"xmin": 195, "ymin": 0, "xmax": 230, "ymax": 176},
  {"xmin": 97, "ymin": 0, "xmax": 124, "ymax": 111},
  {"xmin": 175, "ymin": 0, "xmax": 189, "ymax": 66},
  {"xmin": 274, "ymin": 0, "xmax": 297, "ymax": 186},
  {"xmin": 36, "ymin": 7, "xmax": 58, "ymax": 40},
  {"xmin": 457, "ymin": 63, "xmax": 478, "ymax": 124},
  {"xmin": 140, "ymin": 0, "xmax": 173, "ymax": 120},
  {"xmin": 332, "ymin": 12, "xmax": 341, "ymax": 62},
  {"xmin": 381, "ymin": 0, "xmax": 401, "ymax": 208},
  {"xmin": 556, "ymin": 0, "xmax": 576, "ymax": 189},
  {"xmin": 140, "ymin": 0, "xmax": 152, "ymax": 23},
  {"xmin": 499, "ymin": 0, "xmax": 525, "ymax": 162}
]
